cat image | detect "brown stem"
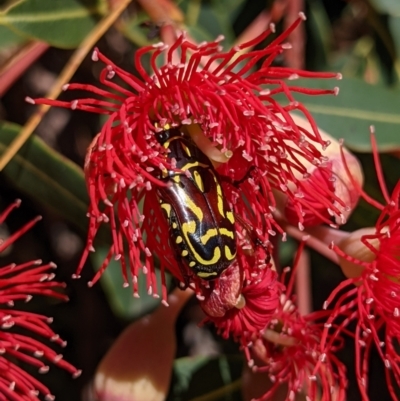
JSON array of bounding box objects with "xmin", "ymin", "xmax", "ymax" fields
[{"xmin": 284, "ymin": 0, "xmax": 305, "ymax": 69}]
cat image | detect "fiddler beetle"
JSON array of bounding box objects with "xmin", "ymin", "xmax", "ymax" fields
[{"xmin": 155, "ymin": 127, "xmax": 237, "ymax": 282}]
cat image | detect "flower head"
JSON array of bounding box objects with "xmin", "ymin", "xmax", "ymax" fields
[
  {"xmin": 322, "ymin": 132, "xmax": 400, "ymax": 400},
  {"xmin": 31, "ymin": 14, "xmax": 343, "ymax": 302},
  {"xmin": 240, "ymin": 244, "xmax": 347, "ymax": 401},
  {"xmin": 0, "ymin": 200, "xmax": 80, "ymax": 401}
]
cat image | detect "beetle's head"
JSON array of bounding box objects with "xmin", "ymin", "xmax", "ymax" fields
[{"xmin": 156, "ymin": 127, "xmax": 183, "ymax": 146}]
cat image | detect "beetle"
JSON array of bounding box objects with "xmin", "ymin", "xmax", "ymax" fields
[{"xmin": 155, "ymin": 127, "xmax": 237, "ymax": 283}]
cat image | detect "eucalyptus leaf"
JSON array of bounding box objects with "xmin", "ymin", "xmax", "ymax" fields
[
  {"xmin": 369, "ymin": 0, "xmax": 400, "ymax": 16},
  {"xmin": 389, "ymin": 16, "xmax": 400, "ymax": 57},
  {"xmin": 0, "ymin": 121, "xmax": 89, "ymax": 233},
  {"xmin": 0, "ymin": 24, "xmax": 25, "ymax": 47},
  {"xmin": 169, "ymin": 355, "xmax": 243, "ymax": 401},
  {"xmin": 284, "ymin": 77, "xmax": 400, "ymax": 151},
  {"xmin": 90, "ymin": 248, "xmax": 169, "ymax": 320},
  {"xmin": 0, "ymin": 0, "xmax": 107, "ymax": 48}
]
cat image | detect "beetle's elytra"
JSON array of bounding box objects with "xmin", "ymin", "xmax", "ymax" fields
[{"xmin": 155, "ymin": 127, "xmax": 237, "ymax": 281}]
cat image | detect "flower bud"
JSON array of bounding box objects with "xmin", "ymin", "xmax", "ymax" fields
[
  {"xmin": 93, "ymin": 289, "xmax": 192, "ymax": 401},
  {"xmin": 337, "ymin": 227, "xmax": 378, "ymax": 279}
]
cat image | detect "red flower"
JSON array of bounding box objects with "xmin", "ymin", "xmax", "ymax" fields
[
  {"xmin": 241, "ymin": 244, "xmax": 347, "ymax": 401},
  {"xmin": 31, "ymin": 14, "xmax": 342, "ymax": 302},
  {"xmin": 322, "ymin": 133, "xmax": 400, "ymax": 400},
  {"xmin": 0, "ymin": 200, "xmax": 80, "ymax": 401}
]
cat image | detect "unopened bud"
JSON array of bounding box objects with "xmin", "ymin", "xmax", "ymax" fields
[
  {"xmin": 93, "ymin": 289, "xmax": 192, "ymax": 401},
  {"xmin": 337, "ymin": 227, "xmax": 378, "ymax": 279}
]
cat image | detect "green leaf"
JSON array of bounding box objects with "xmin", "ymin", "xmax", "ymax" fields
[
  {"xmin": 369, "ymin": 0, "xmax": 400, "ymax": 16},
  {"xmin": 389, "ymin": 16, "xmax": 400, "ymax": 57},
  {"xmin": 306, "ymin": 0, "xmax": 332, "ymax": 70},
  {"xmin": 284, "ymin": 77, "xmax": 400, "ymax": 152},
  {"xmin": 0, "ymin": 24, "xmax": 25, "ymax": 46},
  {"xmin": 90, "ymin": 247, "xmax": 171, "ymax": 320},
  {"xmin": 0, "ymin": 0, "xmax": 107, "ymax": 48},
  {"xmin": 169, "ymin": 355, "xmax": 243, "ymax": 401},
  {"xmin": 178, "ymin": 0, "xmax": 236, "ymax": 45},
  {"xmin": 0, "ymin": 121, "xmax": 89, "ymax": 233}
]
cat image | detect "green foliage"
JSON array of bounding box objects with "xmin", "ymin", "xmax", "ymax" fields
[
  {"xmin": 287, "ymin": 78, "xmax": 400, "ymax": 151},
  {"xmin": 90, "ymin": 248, "xmax": 171, "ymax": 320},
  {"xmin": 0, "ymin": 0, "xmax": 107, "ymax": 48},
  {"xmin": 0, "ymin": 121, "xmax": 89, "ymax": 232},
  {"xmin": 168, "ymin": 355, "xmax": 243, "ymax": 401}
]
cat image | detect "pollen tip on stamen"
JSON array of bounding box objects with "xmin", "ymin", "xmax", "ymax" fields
[
  {"xmin": 91, "ymin": 49, "xmax": 99, "ymax": 61},
  {"xmin": 73, "ymin": 369, "xmax": 82, "ymax": 379},
  {"xmin": 298, "ymin": 11, "xmax": 307, "ymax": 21},
  {"xmin": 34, "ymin": 259, "xmax": 43, "ymax": 265},
  {"xmin": 39, "ymin": 366, "xmax": 50, "ymax": 374},
  {"xmin": 281, "ymin": 43, "xmax": 292, "ymax": 50},
  {"xmin": 369, "ymin": 125, "xmax": 375, "ymax": 134},
  {"xmin": 336, "ymin": 73, "xmax": 343, "ymax": 80},
  {"xmin": 333, "ymin": 86, "xmax": 340, "ymax": 96},
  {"xmin": 45, "ymin": 394, "xmax": 55, "ymax": 401},
  {"xmin": 71, "ymin": 274, "xmax": 81, "ymax": 279},
  {"xmin": 87, "ymin": 281, "xmax": 94, "ymax": 288},
  {"xmin": 62, "ymin": 84, "xmax": 69, "ymax": 91},
  {"xmin": 25, "ymin": 96, "xmax": 36, "ymax": 105},
  {"xmin": 152, "ymin": 41, "xmax": 166, "ymax": 49},
  {"xmin": 269, "ymin": 23, "xmax": 276, "ymax": 33},
  {"xmin": 162, "ymin": 300, "xmax": 169, "ymax": 307}
]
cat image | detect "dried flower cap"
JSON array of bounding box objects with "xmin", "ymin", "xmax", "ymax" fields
[
  {"xmin": 201, "ymin": 265, "xmax": 282, "ymax": 340},
  {"xmin": 0, "ymin": 201, "xmax": 80, "ymax": 401},
  {"xmin": 32, "ymin": 14, "xmax": 342, "ymax": 301}
]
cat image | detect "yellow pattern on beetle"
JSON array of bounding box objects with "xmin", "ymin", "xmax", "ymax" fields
[
  {"xmin": 210, "ymin": 171, "xmax": 225, "ymax": 218},
  {"xmin": 178, "ymin": 188, "xmax": 203, "ymax": 221},
  {"xmin": 181, "ymin": 143, "xmax": 192, "ymax": 157},
  {"xmin": 181, "ymin": 220, "xmax": 222, "ymax": 265},
  {"xmin": 197, "ymin": 271, "xmax": 218, "ymax": 278},
  {"xmin": 224, "ymin": 245, "xmax": 236, "ymax": 261},
  {"xmin": 226, "ymin": 211, "xmax": 235, "ymax": 224},
  {"xmin": 181, "ymin": 161, "xmax": 208, "ymax": 171},
  {"xmin": 200, "ymin": 228, "xmax": 234, "ymax": 245},
  {"xmin": 161, "ymin": 203, "xmax": 171, "ymax": 218},
  {"xmin": 193, "ymin": 171, "xmax": 204, "ymax": 192}
]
